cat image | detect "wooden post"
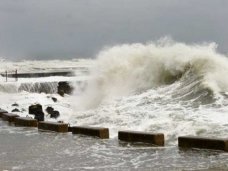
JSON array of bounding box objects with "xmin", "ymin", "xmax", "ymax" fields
[
  {"xmin": 15, "ymin": 69, "xmax": 18, "ymax": 81},
  {"xmin": 5, "ymin": 71, "xmax": 7, "ymax": 82}
]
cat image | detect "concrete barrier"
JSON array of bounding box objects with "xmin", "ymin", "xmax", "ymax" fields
[
  {"xmin": 0, "ymin": 109, "xmax": 8, "ymax": 117},
  {"xmin": 118, "ymin": 131, "xmax": 165, "ymax": 146},
  {"xmin": 71, "ymin": 126, "xmax": 109, "ymax": 139},
  {"xmin": 178, "ymin": 136, "xmax": 228, "ymax": 151},
  {"xmin": 1, "ymin": 113, "xmax": 19, "ymax": 122},
  {"xmin": 68, "ymin": 126, "xmax": 72, "ymax": 132},
  {"xmin": 38, "ymin": 121, "xmax": 68, "ymax": 133},
  {"xmin": 1, "ymin": 71, "xmax": 74, "ymax": 78},
  {"xmin": 14, "ymin": 117, "xmax": 38, "ymax": 127}
]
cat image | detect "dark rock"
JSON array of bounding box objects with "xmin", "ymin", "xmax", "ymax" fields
[
  {"xmin": 46, "ymin": 106, "xmax": 60, "ymax": 119},
  {"xmin": 12, "ymin": 103, "xmax": 19, "ymax": 107},
  {"xmin": 28, "ymin": 104, "xmax": 44, "ymax": 121},
  {"xmin": 12, "ymin": 108, "xmax": 20, "ymax": 112},
  {"xmin": 29, "ymin": 104, "xmax": 42, "ymax": 115},
  {"xmin": 34, "ymin": 111, "xmax": 44, "ymax": 121},
  {"xmin": 57, "ymin": 81, "xmax": 73, "ymax": 96},
  {"xmin": 51, "ymin": 97, "xmax": 57, "ymax": 102},
  {"xmin": 58, "ymin": 90, "xmax": 65, "ymax": 97},
  {"xmin": 46, "ymin": 106, "xmax": 54, "ymax": 114},
  {"xmin": 50, "ymin": 110, "xmax": 60, "ymax": 119}
]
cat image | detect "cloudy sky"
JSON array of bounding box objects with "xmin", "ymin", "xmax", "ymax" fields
[{"xmin": 0, "ymin": 0, "xmax": 228, "ymax": 60}]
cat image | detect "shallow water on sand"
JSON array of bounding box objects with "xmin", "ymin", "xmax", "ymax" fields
[{"xmin": 0, "ymin": 121, "xmax": 227, "ymax": 171}]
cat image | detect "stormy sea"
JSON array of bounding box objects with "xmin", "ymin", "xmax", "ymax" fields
[{"xmin": 0, "ymin": 41, "xmax": 228, "ymax": 170}]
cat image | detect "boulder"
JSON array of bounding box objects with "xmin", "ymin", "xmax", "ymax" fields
[
  {"xmin": 45, "ymin": 106, "xmax": 60, "ymax": 119},
  {"xmin": 57, "ymin": 81, "xmax": 73, "ymax": 96},
  {"xmin": 34, "ymin": 111, "xmax": 44, "ymax": 121},
  {"xmin": 46, "ymin": 106, "xmax": 54, "ymax": 114},
  {"xmin": 28, "ymin": 104, "xmax": 44, "ymax": 121},
  {"xmin": 50, "ymin": 110, "xmax": 60, "ymax": 119},
  {"xmin": 52, "ymin": 97, "xmax": 57, "ymax": 102},
  {"xmin": 12, "ymin": 103, "xmax": 19, "ymax": 107},
  {"xmin": 29, "ymin": 104, "xmax": 43, "ymax": 115},
  {"xmin": 12, "ymin": 108, "xmax": 20, "ymax": 112}
]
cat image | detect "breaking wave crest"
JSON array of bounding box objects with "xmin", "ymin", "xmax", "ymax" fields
[{"xmin": 77, "ymin": 40, "xmax": 228, "ymax": 109}]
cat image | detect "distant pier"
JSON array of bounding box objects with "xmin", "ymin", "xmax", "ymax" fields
[{"xmin": 1, "ymin": 71, "xmax": 74, "ymax": 78}]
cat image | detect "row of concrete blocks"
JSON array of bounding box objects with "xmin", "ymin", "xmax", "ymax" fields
[{"xmin": 0, "ymin": 110, "xmax": 227, "ymax": 152}]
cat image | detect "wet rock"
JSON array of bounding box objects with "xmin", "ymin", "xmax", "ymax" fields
[
  {"xmin": 51, "ymin": 97, "xmax": 57, "ymax": 102},
  {"xmin": 46, "ymin": 106, "xmax": 60, "ymax": 119},
  {"xmin": 29, "ymin": 104, "xmax": 43, "ymax": 115},
  {"xmin": 34, "ymin": 111, "xmax": 44, "ymax": 121},
  {"xmin": 50, "ymin": 110, "xmax": 60, "ymax": 119},
  {"xmin": 46, "ymin": 106, "xmax": 54, "ymax": 114},
  {"xmin": 28, "ymin": 104, "xmax": 44, "ymax": 121},
  {"xmin": 12, "ymin": 103, "xmax": 19, "ymax": 107},
  {"xmin": 58, "ymin": 90, "xmax": 64, "ymax": 97},
  {"xmin": 12, "ymin": 108, "xmax": 20, "ymax": 112},
  {"xmin": 57, "ymin": 81, "xmax": 73, "ymax": 96}
]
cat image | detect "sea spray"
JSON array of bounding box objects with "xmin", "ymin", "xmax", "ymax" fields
[
  {"xmin": 74, "ymin": 40, "xmax": 228, "ymax": 109},
  {"xmin": 66, "ymin": 40, "xmax": 228, "ymax": 142}
]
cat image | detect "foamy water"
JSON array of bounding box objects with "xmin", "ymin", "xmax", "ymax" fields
[
  {"xmin": 1, "ymin": 41, "xmax": 228, "ymax": 144},
  {"xmin": 68, "ymin": 40, "xmax": 228, "ymax": 143},
  {"xmin": 0, "ymin": 41, "xmax": 228, "ymax": 170}
]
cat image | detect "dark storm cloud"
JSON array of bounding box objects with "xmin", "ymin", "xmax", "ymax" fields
[{"xmin": 0, "ymin": 0, "xmax": 228, "ymax": 60}]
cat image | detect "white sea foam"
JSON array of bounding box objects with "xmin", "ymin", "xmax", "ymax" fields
[
  {"xmin": 67, "ymin": 40, "xmax": 228, "ymax": 143},
  {"xmin": 74, "ymin": 39, "xmax": 228, "ymax": 109},
  {"xmin": 1, "ymin": 40, "xmax": 228, "ymax": 144}
]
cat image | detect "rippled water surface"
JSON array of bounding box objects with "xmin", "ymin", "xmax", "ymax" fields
[{"xmin": 0, "ymin": 121, "xmax": 227, "ymax": 171}]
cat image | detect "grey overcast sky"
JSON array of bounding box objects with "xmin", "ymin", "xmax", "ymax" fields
[{"xmin": 0, "ymin": 0, "xmax": 228, "ymax": 60}]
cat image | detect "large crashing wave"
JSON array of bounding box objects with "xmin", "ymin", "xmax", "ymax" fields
[{"xmin": 77, "ymin": 40, "xmax": 228, "ymax": 109}]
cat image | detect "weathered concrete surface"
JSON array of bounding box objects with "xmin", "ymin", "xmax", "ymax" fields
[
  {"xmin": 68, "ymin": 126, "xmax": 73, "ymax": 132},
  {"xmin": 118, "ymin": 131, "xmax": 165, "ymax": 146},
  {"xmin": 0, "ymin": 109, "xmax": 8, "ymax": 117},
  {"xmin": 14, "ymin": 117, "xmax": 38, "ymax": 127},
  {"xmin": 178, "ymin": 136, "xmax": 228, "ymax": 152},
  {"xmin": 38, "ymin": 121, "xmax": 68, "ymax": 132},
  {"xmin": 71, "ymin": 126, "xmax": 109, "ymax": 139},
  {"xmin": 1, "ymin": 113, "xmax": 19, "ymax": 122}
]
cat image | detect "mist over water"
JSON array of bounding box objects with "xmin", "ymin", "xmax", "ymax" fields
[
  {"xmin": 75, "ymin": 40, "xmax": 228, "ymax": 109},
  {"xmin": 61, "ymin": 40, "xmax": 228, "ymax": 144}
]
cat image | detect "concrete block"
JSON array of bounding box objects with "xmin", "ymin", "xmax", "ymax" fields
[
  {"xmin": 118, "ymin": 131, "xmax": 164, "ymax": 146},
  {"xmin": 1, "ymin": 113, "xmax": 19, "ymax": 122},
  {"xmin": 0, "ymin": 109, "xmax": 8, "ymax": 117},
  {"xmin": 38, "ymin": 121, "xmax": 68, "ymax": 133},
  {"xmin": 178, "ymin": 136, "xmax": 228, "ymax": 151},
  {"xmin": 71, "ymin": 126, "xmax": 109, "ymax": 139},
  {"xmin": 68, "ymin": 126, "xmax": 72, "ymax": 132},
  {"xmin": 14, "ymin": 117, "xmax": 38, "ymax": 127}
]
